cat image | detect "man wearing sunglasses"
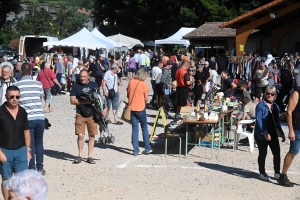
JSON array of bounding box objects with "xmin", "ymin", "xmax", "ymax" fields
[{"xmin": 0, "ymin": 86, "xmax": 31, "ymax": 200}]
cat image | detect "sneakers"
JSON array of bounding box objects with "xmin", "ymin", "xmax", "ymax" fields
[
  {"xmin": 277, "ymin": 174, "xmax": 294, "ymax": 187},
  {"xmin": 274, "ymin": 173, "xmax": 280, "ymax": 180},
  {"xmin": 133, "ymin": 152, "xmax": 142, "ymax": 156},
  {"xmin": 142, "ymin": 149, "xmax": 153, "ymax": 155},
  {"xmin": 259, "ymin": 173, "xmax": 270, "ymax": 181}
]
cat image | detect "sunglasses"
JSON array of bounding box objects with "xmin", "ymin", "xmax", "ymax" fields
[
  {"xmin": 189, "ymin": 70, "xmax": 195, "ymax": 72},
  {"xmin": 8, "ymin": 95, "xmax": 20, "ymax": 99},
  {"xmin": 266, "ymin": 92, "xmax": 275, "ymax": 96}
]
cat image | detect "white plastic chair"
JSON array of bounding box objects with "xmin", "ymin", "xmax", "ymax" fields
[{"xmin": 234, "ymin": 119, "xmax": 255, "ymax": 152}]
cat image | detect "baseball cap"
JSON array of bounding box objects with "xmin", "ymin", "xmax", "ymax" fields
[
  {"xmin": 204, "ymin": 61, "xmax": 209, "ymax": 65},
  {"xmin": 100, "ymin": 54, "xmax": 105, "ymax": 57}
]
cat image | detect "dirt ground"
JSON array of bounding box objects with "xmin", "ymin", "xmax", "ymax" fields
[{"xmin": 43, "ymin": 77, "xmax": 300, "ymax": 200}]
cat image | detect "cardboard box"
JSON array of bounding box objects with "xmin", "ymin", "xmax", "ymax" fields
[
  {"xmin": 200, "ymin": 133, "xmax": 220, "ymax": 142},
  {"xmin": 180, "ymin": 106, "xmax": 193, "ymax": 115}
]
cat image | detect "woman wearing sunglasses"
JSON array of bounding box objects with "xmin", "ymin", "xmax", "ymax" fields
[{"xmin": 254, "ymin": 86, "xmax": 286, "ymax": 182}]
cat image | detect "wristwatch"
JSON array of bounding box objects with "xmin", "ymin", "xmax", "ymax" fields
[{"xmin": 27, "ymin": 148, "xmax": 31, "ymax": 152}]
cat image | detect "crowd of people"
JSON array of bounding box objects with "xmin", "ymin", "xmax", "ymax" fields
[{"xmin": 0, "ymin": 48, "xmax": 299, "ymax": 200}]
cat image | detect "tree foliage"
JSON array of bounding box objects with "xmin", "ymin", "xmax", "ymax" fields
[
  {"xmin": 14, "ymin": 6, "xmax": 53, "ymax": 36},
  {"xmin": 53, "ymin": 9, "xmax": 89, "ymax": 39},
  {"xmin": 0, "ymin": 0, "xmax": 21, "ymax": 29},
  {"xmin": 92, "ymin": 0, "xmax": 273, "ymax": 41}
]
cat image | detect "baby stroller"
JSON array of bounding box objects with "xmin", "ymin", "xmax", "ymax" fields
[{"xmin": 79, "ymin": 88, "xmax": 115, "ymax": 144}]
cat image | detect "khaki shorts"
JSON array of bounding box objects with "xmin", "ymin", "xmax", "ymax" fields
[{"xmin": 75, "ymin": 113, "xmax": 98, "ymax": 136}]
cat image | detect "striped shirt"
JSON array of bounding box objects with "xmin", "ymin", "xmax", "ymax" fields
[{"xmin": 14, "ymin": 76, "xmax": 45, "ymax": 121}]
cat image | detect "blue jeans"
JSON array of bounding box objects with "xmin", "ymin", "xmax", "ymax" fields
[
  {"xmin": 106, "ymin": 92, "xmax": 119, "ymax": 110},
  {"xmin": 131, "ymin": 109, "xmax": 152, "ymax": 154},
  {"xmin": 28, "ymin": 120, "xmax": 45, "ymax": 171},
  {"xmin": 56, "ymin": 73, "xmax": 62, "ymax": 94}
]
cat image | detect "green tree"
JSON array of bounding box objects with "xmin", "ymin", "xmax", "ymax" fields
[
  {"xmin": 53, "ymin": 9, "xmax": 89, "ymax": 39},
  {"xmin": 92, "ymin": 0, "xmax": 273, "ymax": 41},
  {"xmin": 14, "ymin": 6, "xmax": 53, "ymax": 36},
  {"xmin": 0, "ymin": 0, "xmax": 21, "ymax": 28}
]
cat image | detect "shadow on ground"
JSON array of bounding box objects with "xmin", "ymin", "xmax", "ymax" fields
[
  {"xmin": 195, "ymin": 161, "xmax": 258, "ymax": 179},
  {"xmin": 44, "ymin": 149, "xmax": 76, "ymax": 161}
]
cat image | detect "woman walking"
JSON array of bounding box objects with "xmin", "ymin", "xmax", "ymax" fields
[
  {"xmin": 36, "ymin": 62, "xmax": 61, "ymax": 112},
  {"xmin": 127, "ymin": 68, "xmax": 152, "ymax": 155},
  {"xmin": 128, "ymin": 52, "xmax": 136, "ymax": 80},
  {"xmin": 255, "ymin": 86, "xmax": 286, "ymax": 181}
]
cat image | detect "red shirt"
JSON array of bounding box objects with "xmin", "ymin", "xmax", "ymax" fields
[
  {"xmin": 36, "ymin": 68, "xmax": 57, "ymax": 89},
  {"xmin": 176, "ymin": 68, "xmax": 188, "ymax": 87}
]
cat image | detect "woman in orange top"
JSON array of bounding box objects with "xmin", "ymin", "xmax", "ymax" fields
[{"xmin": 127, "ymin": 68, "xmax": 152, "ymax": 155}]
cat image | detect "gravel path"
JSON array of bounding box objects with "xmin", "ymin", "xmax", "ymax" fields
[{"xmin": 43, "ymin": 77, "xmax": 300, "ymax": 200}]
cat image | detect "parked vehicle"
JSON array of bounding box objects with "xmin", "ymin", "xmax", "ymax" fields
[{"xmin": 19, "ymin": 35, "xmax": 58, "ymax": 61}]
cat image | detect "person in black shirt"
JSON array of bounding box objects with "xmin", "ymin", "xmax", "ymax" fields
[
  {"xmin": 70, "ymin": 70, "xmax": 107, "ymax": 165},
  {"xmin": 0, "ymin": 85, "xmax": 31, "ymax": 200},
  {"xmin": 87, "ymin": 57, "xmax": 97, "ymax": 82},
  {"xmin": 221, "ymin": 69, "xmax": 236, "ymax": 97},
  {"xmin": 151, "ymin": 52, "xmax": 161, "ymax": 67}
]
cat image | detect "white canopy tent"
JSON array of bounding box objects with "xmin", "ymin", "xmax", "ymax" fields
[
  {"xmin": 108, "ymin": 33, "xmax": 144, "ymax": 48},
  {"xmin": 43, "ymin": 28, "xmax": 107, "ymax": 49},
  {"xmin": 91, "ymin": 28, "xmax": 122, "ymax": 48},
  {"xmin": 155, "ymin": 27, "xmax": 196, "ymax": 45}
]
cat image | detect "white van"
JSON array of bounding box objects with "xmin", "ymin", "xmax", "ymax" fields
[{"xmin": 19, "ymin": 35, "xmax": 58, "ymax": 61}]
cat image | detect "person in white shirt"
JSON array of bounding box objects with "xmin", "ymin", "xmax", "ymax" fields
[
  {"xmin": 150, "ymin": 61, "xmax": 163, "ymax": 108},
  {"xmin": 0, "ymin": 56, "xmax": 14, "ymax": 77},
  {"xmin": 138, "ymin": 51, "xmax": 147, "ymax": 70}
]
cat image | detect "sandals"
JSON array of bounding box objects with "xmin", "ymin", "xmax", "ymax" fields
[
  {"xmin": 86, "ymin": 157, "xmax": 96, "ymax": 164},
  {"xmin": 114, "ymin": 121, "xmax": 123, "ymax": 125},
  {"xmin": 73, "ymin": 156, "xmax": 83, "ymax": 164}
]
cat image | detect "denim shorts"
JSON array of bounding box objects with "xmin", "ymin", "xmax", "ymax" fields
[
  {"xmin": 0, "ymin": 146, "xmax": 28, "ymax": 179},
  {"xmin": 106, "ymin": 92, "xmax": 119, "ymax": 110},
  {"xmin": 290, "ymin": 130, "xmax": 300, "ymax": 154}
]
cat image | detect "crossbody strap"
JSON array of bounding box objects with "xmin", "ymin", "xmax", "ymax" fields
[
  {"xmin": 266, "ymin": 102, "xmax": 277, "ymax": 127},
  {"xmin": 106, "ymin": 73, "xmax": 116, "ymax": 90},
  {"xmin": 129, "ymin": 81, "xmax": 141, "ymax": 106},
  {"xmin": 42, "ymin": 69, "xmax": 52, "ymax": 86}
]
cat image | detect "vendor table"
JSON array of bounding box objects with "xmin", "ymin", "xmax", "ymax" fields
[{"xmin": 182, "ymin": 109, "xmax": 234, "ymax": 159}]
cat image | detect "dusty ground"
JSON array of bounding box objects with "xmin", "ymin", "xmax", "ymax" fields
[{"xmin": 42, "ymin": 76, "xmax": 300, "ymax": 200}]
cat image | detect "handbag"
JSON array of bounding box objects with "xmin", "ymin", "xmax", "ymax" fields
[
  {"xmin": 122, "ymin": 81, "xmax": 141, "ymax": 123},
  {"xmin": 107, "ymin": 76, "xmax": 116, "ymax": 98},
  {"xmin": 43, "ymin": 70, "xmax": 57, "ymax": 95},
  {"xmin": 78, "ymin": 106, "xmax": 93, "ymax": 118},
  {"xmin": 268, "ymin": 105, "xmax": 281, "ymax": 137}
]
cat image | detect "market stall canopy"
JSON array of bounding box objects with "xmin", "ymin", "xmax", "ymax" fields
[
  {"xmin": 155, "ymin": 27, "xmax": 196, "ymax": 45},
  {"xmin": 91, "ymin": 28, "xmax": 122, "ymax": 48},
  {"xmin": 108, "ymin": 33, "xmax": 144, "ymax": 48},
  {"xmin": 143, "ymin": 40, "xmax": 164, "ymax": 47},
  {"xmin": 43, "ymin": 28, "xmax": 107, "ymax": 49}
]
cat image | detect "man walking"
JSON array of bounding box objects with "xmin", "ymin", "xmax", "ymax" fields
[
  {"xmin": 54, "ymin": 57, "xmax": 63, "ymax": 95},
  {"xmin": 0, "ymin": 66, "xmax": 16, "ymax": 105},
  {"xmin": 277, "ymin": 87, "xmax": 300, "ymax": 187},
  {"xmin": 14, "ymin": 63, "xmax": 45, "ymax": 175},
  {"xmin": 70, "ymin": 70, "xmax": 107, "ymax": 164},
  {"xmin": 138, "ymin": 50, "xmax": 147, "ymax": 70},
  {"xmin": 0, "ymin": 85, "xmax": 31, "ymax": 200}
]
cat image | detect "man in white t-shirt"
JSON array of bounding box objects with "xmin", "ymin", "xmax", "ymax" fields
[
  {"xmin": 138, "ymin": 51, "xmax": 147, "ymax": 70},
  {"xmin": 150, "ymin": 61, "xmax": 163, "ymax": 108}
]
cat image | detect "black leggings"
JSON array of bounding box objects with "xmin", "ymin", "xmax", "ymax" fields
[{"xmin": 254, "ymin": 135, "xmax": 281, "ymax": 174}]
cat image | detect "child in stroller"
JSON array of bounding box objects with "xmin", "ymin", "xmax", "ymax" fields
[{"xmin": 79, "ymin": 88, "xmax": 115, "ymax": 144}]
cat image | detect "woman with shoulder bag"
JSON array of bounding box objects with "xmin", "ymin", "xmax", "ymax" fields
[
  {"xmin": 254, "ymin": 86, "xmax": 286, "ymax": 182},
  {"xmin": 36, "ymin": 62, "xmax": 61, "ymax": 112},
  {"xmin": 127, "ymin": 68, "xmax": 152, "ymax": 155},
  {"xmin": 103, "ymin": 63, "xmax": 123, "ymax": 125}
]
